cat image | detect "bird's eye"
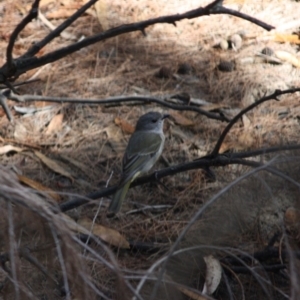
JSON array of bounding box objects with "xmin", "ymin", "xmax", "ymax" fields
[{"xmin": 151, "ymin": 119, "xmax": 157, "ymax": 123}]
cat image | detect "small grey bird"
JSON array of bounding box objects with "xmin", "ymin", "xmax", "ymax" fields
[{"xmin": 108, "ymin": 111, "xmax": 169, "ymax": 215}]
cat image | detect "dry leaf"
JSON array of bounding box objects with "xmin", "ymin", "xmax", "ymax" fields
[
  {"xmin": 170, "ymin": 112, "xmax": 194, "ymax": 126},
  {"xmin": 62, "ymin": 214, "xmax": 82, "ymax": 232},
  {"xmin": 237, "ymin": 131, "xmax": 255, "ymax": 150},
  {"xmin": 242, "ymin": 114, "xmax": 251, "ymax": 128},
  {"xmin": 105, "ymin": 125, "xmax": 126, "ymax": 153},
  {"xmin": 218, "ymin": 142, "xmax": 232, "ymax": 154},
  {"xmin": 46, "ymin": 8, "xmax": 77, "ymax": 19},
  {"xmin": 114, "ymin": 117, "xmax": 135, "ymax": 134},
  {"xmin": 60, "ymin": 154, "xmax": 93, "ymax": 179},
  {"xmin": 78, "ymin": 218, "xmax": 130, "ymax": 249},
  {"xmin": 14, "ymin": 122, "xmax": 28, "ymax": 141},
  {"xmin": 285, "ymin": 207, "xmax": 300, "ymax": 226},
  {"xmin": 202, "ymin": 255, "xmax": 222, "ymax": 295},
  {"xmin": 45, "ymin": 113, "xmax": 64, "ymax": 135},
  {"xmin": 220, "ymin": 131, "xmax": 255, "ymax": 153},
  {"xmin": 274, "ymin": 33, "xmax": 300, "ymax": 45},
  {"xmin": 0, "ymin": 145, "xmax": 23, "ymax": 155},
  {"xmin": 177, "ymin": 286, "xmax": 207, "ymax": 300},
  {"xmin": 274, "ymin": 50, "xmax": 300, "ymax": 68},
  {"xmin": 34, "ymin": 151, "xmax": 74, "ymax": 182},
  {"xmin": 94, "ymin": 0, "xmax": 109, "ymax": 30},
  {"xmin": 40, "ymin": 0, "xmax": 55, "ymax": 8},
  {"xmin": 17, "ymin": 174, "xmax": 61, "ymax": 202}
]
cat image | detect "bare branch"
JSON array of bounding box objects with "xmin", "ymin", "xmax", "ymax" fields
[
  {"xmin": 6, "ymin": 91, "xmax": 229, "ymax": 121},
  {"xmin": 210, "ymin": 88, "xmax": 300, "ymax": 157},
  {"xmin": 0, "ymin": 78, "xmax": 40, "ymax": 90},
  {"xmin": 59, "ymin": 143, "xmax": 300, "ymax": 212},
  {"xmin": 23, "ymin": 0, "xmax": 98, "ymax": 58},
  {"xmin": 210, "ymin": 5, "xmax": 275, "ymax": 30},
  {"xmin": 6, "ymin": 0, "xmax": 40, "ymax": 76},
  {"xmin": 0, "ymin": 0, "xmax": 274, "ymax": 82}
]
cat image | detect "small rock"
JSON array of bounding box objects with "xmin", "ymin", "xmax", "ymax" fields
[
  {"xmin": 219, "ymin": 39, "xmax": 229, "ymax": 50},
  {"xmin": 155, "ymin": 66, "xmax": 172, "ymax": 78},
  {"xmin": 177, "ymin": 62, "xmax": 192, "ymax": 74},
  {"xmin": 229, "ymin": 34, "xmax": 243, "ymax": 50},
  {"xmin": 236, "ymin": 30, "xmax": 247, "ymax": 38},
  {"xmin": 261, "ymin": 47, "xmax": 274, "ymax": 56},
  {"xmin": 217, "ymin": 60, "xmax": 235, "ymax": 72}
]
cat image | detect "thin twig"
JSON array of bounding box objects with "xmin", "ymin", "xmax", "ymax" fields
[
  {"xmin": 24, "ymin": 0, "xmax": 98, "ymax": 58},
  {"xmin": 210, "ymin": 88, "xmax": 300, "ymax": 157},
  {"xmin": 50, "ymin": 227, "xmax": 71, "ymax": 300},
  {"xmin": 0, "ymin": 78, "xmax": 40, "ymax": 90},
  {"xmin": 19, "ymin": 248, "xmax": 58, "ymax": 284},
  {"xmin": 6, "ymin": 91, "xmax": 228, "ymax": 121},
  {"xmin": 126, "ymin": 204, "xmax": 173, "ymax": 215},
  {"xmin": 211, "ymin": 5, "xmax": 275, "ymax": 30},
  {"xmin": 59, "ymin": 147, "xmax": 300, "ymax": 212},
  {"xmin": 222, "ymin": 264, "xmax": 245, "ymax": 300},
  {"xmin": 227, "ymin": 264, "xmax": 287, "ymax": 273},
  {"xmin": 7, "ymin": 201, "xmax": 20, "ymax": 300},
  {"xmin": 83, "ymin": 171, "xmax": 114, "ymax": 253},
  {"xmin": 6, "ymin": 0, "xmax": 40, "ymax": 74}
]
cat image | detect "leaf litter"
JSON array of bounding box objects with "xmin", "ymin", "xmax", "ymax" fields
[{"xmin": 1, "ymin": 0, "xmax": 300, "ymax": 298}]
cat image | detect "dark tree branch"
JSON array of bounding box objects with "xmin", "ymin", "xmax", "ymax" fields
[
  {"xmin": 222, "ymin": 246, "xmax": 300, "ymax": 273},
  {"xmin": 59, "ymin": 144, "xmax": 300, "ymax": 212},
  {"xmin": 6, "ymin": 0, "xmax": 40, "ymax": 76},
  {"xmin": 6, "ymin": 91, "xmax": 229, "ymax": 122},
  {"xmin": 210, "ymin": 5, "xmax": 275, "ymax": 30},
  {"xmin": 227, "ymin": 264, "xmax": 286, "ymax": 274},
  {"xmin": 0, "ymin": 78, "xmax": 40, "ymax": 90},
  {"xmin": 0, "ymin": 0, "xmax": 274, "ymax": 83}
]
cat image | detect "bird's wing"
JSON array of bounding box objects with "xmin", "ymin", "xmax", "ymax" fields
[{"xmin": 120, "ymin": 131, "xmax": 163, "ymax": 184}]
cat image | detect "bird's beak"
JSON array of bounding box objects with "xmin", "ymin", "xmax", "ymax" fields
[{"xmin": 162, "ymin": 114, "xmax": 170, "ymax": 120}]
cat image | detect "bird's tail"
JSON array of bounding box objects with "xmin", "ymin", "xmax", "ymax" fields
[{"xmin": 107, "ymin": 181, "xmax": 131, "ymax": 215}]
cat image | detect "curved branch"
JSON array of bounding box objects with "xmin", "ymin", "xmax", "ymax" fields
[
  {"xmin": 59, "ymin": 143, "xmax": 300, "ymax": 212},
  {"xmin": 210, "ymin": 88, "xmax": 300, "ymax": 157},
  {"xmin": 6, "ymin": 91, "xmax": 228, "ymax": 121},
  {"xmin": 210, "ymin": 5, "xmax": 274, "ymax": 30},
  {"xmin": 23, "ymin": 0, "xmax": 98, "ymax": 58},
  {"xmin": 1, "ymin": 0, "xmax": 274, "ymax": 82},
  {"xmin": 6, "ymin": 0, "xmax": 40, "ymax": 75}
]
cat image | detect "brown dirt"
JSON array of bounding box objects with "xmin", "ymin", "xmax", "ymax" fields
[{"xmin": 0, "ymin": 0, "xmax": 300, "ymax": 299}]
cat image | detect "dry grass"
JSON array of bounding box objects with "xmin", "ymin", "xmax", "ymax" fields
[{"xmin": 0, "ymin": 0, "xmax": 300, "ymax": 299}]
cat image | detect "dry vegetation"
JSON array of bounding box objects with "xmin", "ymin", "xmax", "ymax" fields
[{"xmin": 0, "ymin": 0, "xmax": 300, "ymax": 299}]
